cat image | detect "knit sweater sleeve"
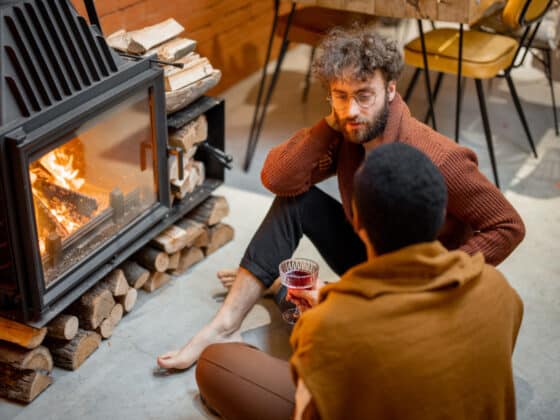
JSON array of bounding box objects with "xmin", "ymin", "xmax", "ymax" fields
[
  {"xmin": 441, "ymin": 147, "xmax": 525, "ymax": 266},
  {"xmin": 261, "ymin": 119, "xmax": 339, "ymax": 196}
]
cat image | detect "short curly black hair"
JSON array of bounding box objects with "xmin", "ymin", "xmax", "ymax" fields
[
  {"xmin": 353, "ymin": 143, "xmax": 447, "ymax": 255},
  {"xmin": 313, "ymin": 26, "xmax": 403, "ymax": 86}
]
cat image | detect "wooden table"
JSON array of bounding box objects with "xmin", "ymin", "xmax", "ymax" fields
[{"xmin": 296, "ymin": 0, "xmax": 503, "ymax": 25}]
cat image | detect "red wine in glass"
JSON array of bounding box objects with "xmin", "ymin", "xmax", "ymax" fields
[{"xmin": 279, "ymin": 258, "xmax": 319, "ymax": 324}]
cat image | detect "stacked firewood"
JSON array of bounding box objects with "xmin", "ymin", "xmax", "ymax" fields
[
  {"xmin": 0, "ymin": 319, "xmax": 52, "ymax": 402},
  {"xmin": 106, "ymin": 18, "xmax": 221, "ymax": 114},
  {"xmin": 139, "ymin": 195, "xmax": 234, "ymax": 292}
]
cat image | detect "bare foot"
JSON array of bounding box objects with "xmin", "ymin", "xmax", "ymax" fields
[
  {"xmin": 157, "ymin": 324, "xmax": 242, "ymax": 370},
  {"xmin": 217, "ymin": 269, "xmax": 237, "ymax": 289}
]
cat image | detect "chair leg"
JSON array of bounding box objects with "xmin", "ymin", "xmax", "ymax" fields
[
  {"xmin": 544, "ymin": 49, "xmax": 559, "ymax": 136},
  {"xmin": 403, "ymin": 68, "xmax": 421, "ymax": 102},
  {"xmin": 301, "ymin": 46, "xmax": 316, "ymax": 103},
  {"xmin": 417, "ymin": 19, "xmax": 437, "ymax": 130},
  {"xmin": 474, "ymin": 79, "xmax": 500, "ymax": 188},
  {"xmin": 243, "ymin": 3, "xmax": 295, "ymax": 171},
  {"xmin": 505, "ymin": 73, "xmax": 538, "ymax": 158},
  {"xmin": 423, "ymin": 72, "xmax": 444, "ymax": 124}
]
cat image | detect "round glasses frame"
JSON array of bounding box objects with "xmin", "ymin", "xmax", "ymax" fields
[{"xmin": 326, "ymin": 91, "xmax": 378, "ymax": 110}]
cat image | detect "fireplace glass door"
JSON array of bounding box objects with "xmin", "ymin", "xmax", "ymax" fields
[{"xmin": 29, "ymin": 90, "xmax": 158, "ymax": 287}]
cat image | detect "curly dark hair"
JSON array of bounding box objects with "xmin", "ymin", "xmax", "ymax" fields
[{"xmin": 313, "ymin": 26, "xmax": 403, "ymax": 86}]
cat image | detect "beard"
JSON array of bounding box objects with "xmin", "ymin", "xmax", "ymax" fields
[{"xmin": 335, "ymin": 94, "xmax": 390, "ymax": 144}]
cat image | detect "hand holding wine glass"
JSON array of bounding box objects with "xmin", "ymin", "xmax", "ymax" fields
[
  {"xmin": 278, "ymin": 258, "xmax": 319, "ymax": 324},
  {"xmin": 287, "ymin": 277, "xmax": 326, "ymax": 312}
]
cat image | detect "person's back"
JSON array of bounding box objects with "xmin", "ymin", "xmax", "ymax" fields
[
  {"xmin": 290, "ymin": 142, "xmax": 523, "ymax": 419},
  {"xmin": 291, "ymin": 245, "xmax": 523, "ymax": 419}
]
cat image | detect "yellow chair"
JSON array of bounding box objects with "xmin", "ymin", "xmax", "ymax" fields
[
  {"xmin": 243, "ymin": 1, "xmax": 377, "ymax": 171},
  {"xmin": 472, "ymin": 0, "xmax": 559, "ymax": 135},
  {"xmin": 404, "ymin": 0, "xmax": 552, "ymax": 188}
]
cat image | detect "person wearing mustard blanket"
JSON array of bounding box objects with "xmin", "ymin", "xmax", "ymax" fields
[
  {"xmin": 157, "ymin": 26, "xmax": 525, "ymax": 372},
  {"xmin": 195, "ymin": 143, "xmax": 524, "ymax": 420}
]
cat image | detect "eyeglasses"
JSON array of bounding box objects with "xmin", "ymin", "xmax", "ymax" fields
[{"xmin": 327, "ymin": 91, "xmax": 378, "ymax": 110}]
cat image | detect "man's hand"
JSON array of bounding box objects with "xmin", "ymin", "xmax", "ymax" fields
[{"xmin": 287, "ymin": 279, "xmax": 326, "ymax": 313}]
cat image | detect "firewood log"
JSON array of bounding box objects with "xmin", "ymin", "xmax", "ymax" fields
[
  {"xmin": 151, "ymin": 219, "xmax": 205, "ymax": 253},
  {"xmin": 46, "ymin": 330, "xmax": 101, "ymax": 371},
  {"xmin": 134, "ymin": 246, "xmax": 169, "ymax": 272},
  {"xmin": 193, "ymin": 226, "xmax": 209, "ymax": 247},
  {"xmin": 0, "ymin": 363, "xmax": 52, "ymax": 403},
  {"xmin": 165, "ymin": 70, "xmax": 222, "ymax": 114},
  {"xmin": 68, "ymin": 287, "xmax": 115, "ymax": 330},
  {"xmin": 142, "ymin": 272, "xmax": 171, "ymax": 293},
  {"xmin": 164, "ymin": 57, "xmax": 214, "ymax": 91},
  {"xmin": 205, "ymin": 223, "xmax": 234, "ymax": 255},
  {"xmin": 0, "ymin": 317, "xmax": 47, "ymax": 349},
  {"xmin": 170, "ymin": 247, "xmax": 205, "ymax": 275},
  {"xmin": 106, "ymin": 29, "xmax": 130, "ymax": 52},
  {"xmin": 127, "ymin": 18, "xmax": 184, "ymax": 54},
  {"xmin": 99, "ymin": 269, "xmax": 129, "ymax": 296},
  {"xmin": 168, "ymin": 114, "xmax": 207, "ymax": 151},
  {"xmin": 157, "ymin": 37, "xmax": 196, "ymax": 62},
  {"xmin": 46, "ymin": 314, "xmax": 79, "ymax": 340},
  {"xmin": 116, "ymin": 287, "xmax": 138, "ymax": 313},
  {"xmin": 167, "ymin": 252, "xmax": 180, "ymax": 271},
  {"xmin": 188, "ymin": 195, "xmax": 229, "ymax": 226},
  {"xmin": 120, "ymin": 261, "xmax": 149, "ymax": 289},
  {"xmin": 95, "ymin": 304, "xmax": 123, "ymax": 339},
  {"xmin": 0, "ymin": 343, "xmax": 53, "ymax": 372}
]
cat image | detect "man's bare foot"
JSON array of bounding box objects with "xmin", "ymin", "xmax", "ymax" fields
[
  {"xmin": 217, "ymin": 269, "xmax": 237, "ymax": 289},
  {"xmin": 157, "ymin": 324, "xmax": 242, "ymax": 370}
]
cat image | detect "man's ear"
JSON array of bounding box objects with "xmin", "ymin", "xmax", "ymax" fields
[{"xmin": 387, "ymin": 80, "xmax": 397, "ymax": 102}]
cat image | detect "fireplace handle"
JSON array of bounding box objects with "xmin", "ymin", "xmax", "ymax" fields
[{"xmin": 167, "ymin": 146, "xmax": 185, "ymax": 181}]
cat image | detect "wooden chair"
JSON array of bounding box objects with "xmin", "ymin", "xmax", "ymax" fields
[
  {"xmin": 472, "ymin": 0, "xmax": 559, "ymax": 135},
  {"xmin": 243, "ymin": 1, "xmax": 377, "ymax": 171},
  {"xmin": 403, "ymin": 0, "xmax": 552, "ymax": 188}
]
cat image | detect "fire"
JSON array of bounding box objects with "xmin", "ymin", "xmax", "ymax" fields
[{"xmin": 30, "ymin": 140, "xmax": 91, "ymax": 256}]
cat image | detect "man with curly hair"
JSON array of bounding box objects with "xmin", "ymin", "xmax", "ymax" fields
[{"xmin": 157, "ymin": 26, "xmax": 525, "ymax": 372}]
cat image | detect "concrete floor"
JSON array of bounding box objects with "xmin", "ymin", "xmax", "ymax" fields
[{"xmin": 2, "ymin": 37, "xmax": 560, "ymax": 419}]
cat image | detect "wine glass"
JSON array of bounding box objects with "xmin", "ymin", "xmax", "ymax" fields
[{"xmin": 278, "ymin": 257, "xmax": 319, "ymax": 324}]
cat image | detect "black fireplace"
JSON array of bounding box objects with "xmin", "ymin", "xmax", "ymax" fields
[{"xmin": 0, "ymin": 0, "xmax": 225, "ymax": 325}]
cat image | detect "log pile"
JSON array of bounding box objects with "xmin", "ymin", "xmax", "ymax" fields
[
  {"xmin": 105, "ymin": 18, "xmax": 222, "ymax": 114},
  {"xmin": 0, "ymin": 319, "xmax": 52, "ymax": 402}
]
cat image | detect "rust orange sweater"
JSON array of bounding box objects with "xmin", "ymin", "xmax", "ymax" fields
[
  {"xmin": 261, "ymin": 94, "xmax": 525, "ymax": 265},
  {"xmin": 290, "ymin": 242, "xmax": 524, "ymax": 420}
]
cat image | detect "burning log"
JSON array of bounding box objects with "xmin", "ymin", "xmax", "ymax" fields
[
  {"xmin": 0, "ymin": 344, "xmax": 53, "ymax": 372},
  {"xmin": 188, "ymin": 195, "xmax": 229, "ymax": 226},
  {"xmin": 46, "ymin": 329, "xmax": 101, "ymax": 371},
  {"xmin": 47, "ymin": 314, "xmax": 79, "ymax": 341},
  {"xmin": 205, "ymin": 224, "xmax": 235, "ymax": 256},
  {"xmin": 0, "ymin": 317, "xmax": 47, "ymax": 349},
  {"xmin": 34, "ymin": 196, "xmax": 68, "ymax": 238},
  {"xmin": 0, "ymin": 364, "xmax": 52, "ymax": 403},
  {"xmin": 68, "ymin": 286, "xmax": 115, "ymax": 330},
  {"xmin": 34, "ymin": 178, "xmax": 98, "ymax": 218},
  {"xmin": 120, "ymin": 261, "xmax": 149, "ymax": 289},
  {"xmin": 170, "ymin": 246, "xmax": 205, "ymax": 275},
  {"xmin": 143, "ymin": 272, "xmax": 171, "ymax": 292},
  {"xmin": 116, "ymin": 287, "xmax": 138, "ymax": 313},
  {"xmin": 134, "ymin": 246, "xmax": 170, "ymax": 272}
]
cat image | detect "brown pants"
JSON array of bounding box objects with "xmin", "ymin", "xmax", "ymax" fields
[{"xmin": 195, "ymin": 342, "xmax": 295, "ymax": 420}]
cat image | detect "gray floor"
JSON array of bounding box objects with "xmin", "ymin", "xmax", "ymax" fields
[{"xmin": 2, "ymin": 39, "xmax": 560, "ymax": 419}]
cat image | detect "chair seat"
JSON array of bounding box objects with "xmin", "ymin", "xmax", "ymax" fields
[
  {"xmin": 277, "ymin": 6, "xmax": 377, "ymax": 46},
  {"xmin": 404, "ymin": 28, "xmax": 518, "ymax": 79}
]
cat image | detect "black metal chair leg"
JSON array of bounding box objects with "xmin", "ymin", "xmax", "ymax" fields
[
  {"xmin": 302, "ymin": 46, "xmax": 316, "ymax": 103},
  {"xmin": 244, "ymin": 38, "xmax": 291, "ymax": 171},
  {"xmin": 505, "ymin": 73, "xmax": 538, "ymax": 158},
  {"xmin": 455, "ymin": 24, "xmax": 464, "ymax": 143},
  {"xmin": 544, "ymin": 49, "xmax": 559, "ymax": 136},
  {"xmin": 403, "ymin": 68, "xmax": 421, "ymax": 102},
  {"xmin": 243, "ymin": 2, "xmax": 295, "ymax": 171},
  {"xmin": 424, "ymin": 72, "xmax": 444, "ymax": 123},
  {"xmin": 417, "ymin": 19, "xmax": 436, "ymax": 130},
  {"xmin": 474, "ymin": 79, "xmax": 500, "ymax": 188}
]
